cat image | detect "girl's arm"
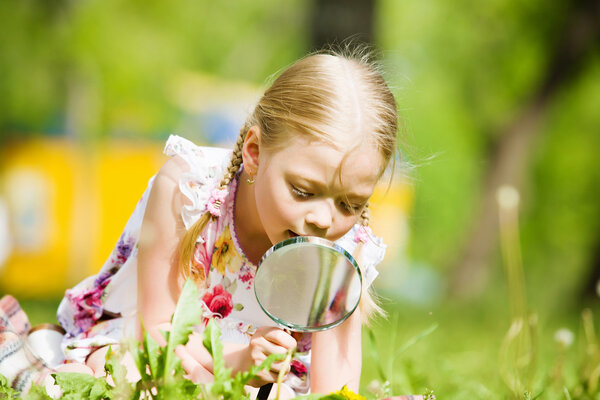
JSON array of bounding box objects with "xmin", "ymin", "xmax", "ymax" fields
[
  {"xmin": 309, "ymin": 307, "xmax": 363, "ymax": 393},
  {"xmin": 137, "ymin": 156, "xmax": 188, "ymax": 341},
  {"xmin": 137, "ymin": 156, "xmax": 295, "ymax": 384}
]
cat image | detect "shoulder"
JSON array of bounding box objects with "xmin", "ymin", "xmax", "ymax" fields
[
  {"xmin": 163, "ymin": 134, "xmax": 231, "ymax": 176},
  {"xmin": 160, "ymin": 135, "xmax": 234, "ymax": 229},
  {"xmin": 336, "ymin": 225, "xmax": 387, "ymax": 288},
  {"xmin": 156, "ymin": 155, "xmax": 188, "ymax": 186}
]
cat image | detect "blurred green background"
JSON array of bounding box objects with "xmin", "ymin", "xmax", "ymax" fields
[{"xmin": 1, "ymin": 0, "xmax": 599, "ymax": 398}]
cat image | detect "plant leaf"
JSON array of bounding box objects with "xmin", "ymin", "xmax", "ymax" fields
[
  {"xmin": 144, "ymin": 331, "xmax": 162, "ymax": 378},
  {"xmin": 0, "ymin": 374, "xmax": 21, "ymax": 399},
  {"xmin": 203, "ymin": 318, "xmax": 231, "ymax": 384},
  {"xmin": 104, "ymin": 346, "xmax": 134, "ymax": 399},
  {"xmin": 164, "ymin": 279, "xmax": 203, "ymax": 379},
  {"xmin": 235, "ymin": 352, "xmax": 287, "ymax": 388},
  {"xmin": 52, "ymin": 372, "xmax": 112, "ymax": 400}
]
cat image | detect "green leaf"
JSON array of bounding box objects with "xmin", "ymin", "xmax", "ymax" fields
[
  {"xmin": 104, "ymin": 346, "xmax": 134, "ymax": 399},
  {"xmin": 239, "ymin": 352, "xmax": 287, "ymax": 385},
  {"xmin": 144, "ymin": 331, "xmax": 162, "ymax": 378},
  {"xmin": 164, "ymin": 279, "xmax": 203, "ymax": 379},
  {"xmin": 203, "ymin": 318, "xmax": 231, "ymax": 384},
  {"xmin": 23, "ymin": 384, "xmax": 53, "ymax": 400},
  {"xmin": 0, "ymin": 374, "xmax": 21, "ymax": 399},
  {"xmin": 132, "ymin": 343, "xmax": 152, "ymax": 383},
  {"xmin": 52, "ymin": 372, "xmax": 112, "ymax": 400}
]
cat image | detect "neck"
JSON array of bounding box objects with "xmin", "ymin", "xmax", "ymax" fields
[{"xmin": 234, "ymin": 170, "xmax": 271, "ymax": 264}]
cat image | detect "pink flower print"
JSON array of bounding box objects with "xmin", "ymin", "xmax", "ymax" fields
[
  {"xmin": 290, "ymin": 359, "xmax": 308, "ymax": 379},
  {"xmin": 202, "ymin": 284, "xmax": 233, "ymax": 319},
  {"xmin": 354, "ymin": 225, "xmax": 369, "ymax": 244},
  {"xmin": 193, "ymin": 242, "xmax": 213, "ymax": 280},
  {"xmin": 238, "ymin": 264, "xmax": 254, "ymax": 289},
  {"xmin": 65, "ymin": 277, "xmax": 111, "ymax": 335},
  {"xmin": 206, "ymin": 188, "xmax": 228, "ymax": 217}
]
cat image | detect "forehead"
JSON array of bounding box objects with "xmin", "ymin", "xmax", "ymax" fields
[{"xmin": 264, "ymin": 135, "xmax": 383, "ymax": 193}]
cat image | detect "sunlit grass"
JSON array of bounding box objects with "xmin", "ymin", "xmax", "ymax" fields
[{"xmin": 11, "ymin": 297, "xmax": 61, "ymax": 326}]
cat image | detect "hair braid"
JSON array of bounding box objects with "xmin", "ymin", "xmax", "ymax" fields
[
  {"xmin": 178, "ymin": 128, "xmax": 248, "ymax": 284},
  {"xmin": 360, "ymin": 202, "xmax": 370, "ymax": 226},
  {"xmin": 218, "ymin": 127, "xmax": 247, "ymax": 190}
]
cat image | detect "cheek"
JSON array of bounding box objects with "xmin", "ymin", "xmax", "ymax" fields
[
  {"xmin": 329, "ymin": 215, "xmax": 360, "ymax": 241},
  {"xmin": 255, "ymin": 181, "xmax": 296, "ymax": 225}
]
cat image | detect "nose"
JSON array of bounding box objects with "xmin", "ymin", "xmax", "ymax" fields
[{"xmin": 305, "ymin": 200, "xmax": 333, "ymax": 233}]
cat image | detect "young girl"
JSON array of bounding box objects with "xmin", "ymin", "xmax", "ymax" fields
[{"xmin": 56, "ymin": 49, "xmax": 399, "ymax": 396}]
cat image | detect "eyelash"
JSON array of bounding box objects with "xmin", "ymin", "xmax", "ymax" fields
[
  {"xmin": 341, "ymin": 202, "xmax": 363, "ymax": 214},
  {"xmin": 291, "ymin": 185, "xmax": 313, "ymax": 199},
  {"xmin": 292, "ymin": 185, "xmax": 363, "ymax": 214}
]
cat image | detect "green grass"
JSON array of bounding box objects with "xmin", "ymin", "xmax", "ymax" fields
[
  {"xmin": 15, "ymin": 297, "xmax": 62, "ymax": 326},
  {"xmin": 4, "ymin": 290, "xmax": 591, "ymax": 399},
  {"xmin": 359, "ymin": 294, "xmax": 588, "ymax": 399}
]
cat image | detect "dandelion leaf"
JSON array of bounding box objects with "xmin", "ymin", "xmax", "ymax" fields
[
  {"xmin": 165, "ymin": 279, "xmax": 203, "ymax": 376},
  {"xmin": 52, "ymin": 372, "xmax": 111, "ymax": 400}
]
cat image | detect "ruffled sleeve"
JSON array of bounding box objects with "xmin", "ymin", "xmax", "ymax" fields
[
  {"xmin": 163, "ymin": 135, "xmax": 232, "ymax": 229},
  {"xmin": 335, "ymin": 225, "xmax": 386, "ymax": 288}
]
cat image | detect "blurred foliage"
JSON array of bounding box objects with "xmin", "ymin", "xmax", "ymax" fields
[
  {"xmin": 376, "ymin": 0, "xmax": 600, "ymax": 305},
  {"xmin": 2, "ymin": 0, "xmax": 597, "ymax": 303},
  {"xmin": 1, "ymin": 0, "xmax": 599, "ymax": 396},
  {"xmin": 0, "ymin": 0, "xmax": 308, "ymax": 139}
]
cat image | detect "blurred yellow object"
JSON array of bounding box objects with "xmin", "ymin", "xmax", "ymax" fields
[
  {"xmin": 0, "ymin": 138, "xmax": 164, "ymax": 298},
  {"xmin": 0, "ymin": 138, "xmax": 412, "ymax": 298},
  {"xmin": 369, "ymin": 175, "xmax": 413, "ymax": 265}
]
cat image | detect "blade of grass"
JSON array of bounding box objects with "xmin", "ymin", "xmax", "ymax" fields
[
  {"xmin": 393, "ymin": 323, "xmax": 439, "ymax": 358},
  {"xmin": 366, "ymin": 327, "xmax": 388, "ymax": 382}
]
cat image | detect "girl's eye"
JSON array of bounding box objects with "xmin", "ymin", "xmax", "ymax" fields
[
  {"xmin": 291, "ymin": 185, "xmax": 313, "ymax": 199},
  {"xmin": 340, "ymin": 201, "xmax": 363, "ymax": 214}
]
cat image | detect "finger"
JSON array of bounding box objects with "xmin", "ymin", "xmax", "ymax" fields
[
  {"xmin": 175, "ymin": 345, "xmax": 214, "ymax": 383},
  {"xmin": 253, "ymin": 369, "xmax": 280, "ymax": 385},
  {"xmin": 263, "ymin": 328, "xmax": 297, "ymax": 350},
  {"xmin": 175, "ymin": 345, "xmax": 197, "ymax": 375},
  {"xmin": 251, "ymin": 339, "xmax": 291, "ymax": 362},
  {"xmin": 270, "ymin": 360, "xmax": 292, "ymax": 375}
]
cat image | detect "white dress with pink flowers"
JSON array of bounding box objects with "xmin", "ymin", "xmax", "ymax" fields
[{"xmin": 56, "ymin": 135, "xmax": 386, "ymax": 394}]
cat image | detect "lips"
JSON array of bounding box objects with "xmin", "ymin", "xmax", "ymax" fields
[{"xmin": 287, "ymin": 230, "xmax": 299, "ymax": 238}]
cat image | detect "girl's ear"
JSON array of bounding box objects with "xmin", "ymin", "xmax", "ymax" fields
[{"xmin": 241, "ymin": 125, "xmax": 261, "ymax": 175}]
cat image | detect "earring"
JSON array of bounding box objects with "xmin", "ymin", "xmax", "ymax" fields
[{"xmin": 247, "ymin": 175, "xmax": 255, "ymax": 185}]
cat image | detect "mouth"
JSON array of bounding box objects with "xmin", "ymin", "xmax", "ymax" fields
[{"xmin": 287, "ymin": 230, "xmax": 299, "ymax": 238}]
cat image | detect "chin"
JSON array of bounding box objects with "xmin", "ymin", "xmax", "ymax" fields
[{"xmin": 286, "ymin": 230, "xmax": 300, "ymax": 239}]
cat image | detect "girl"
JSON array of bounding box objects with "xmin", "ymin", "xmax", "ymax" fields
[{"xmin": 56, "ymin": 49, "xmax": 399, "ymax": 396}]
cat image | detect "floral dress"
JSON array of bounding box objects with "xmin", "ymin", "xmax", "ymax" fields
[{"xmin": 56, "ymin": 135, "xmax": 386, "ymax": 394}]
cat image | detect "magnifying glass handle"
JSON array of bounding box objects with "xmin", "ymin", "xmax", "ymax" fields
[{"xmin": 257, "ymin": 383, "xmax": 273, "ymax": 400}]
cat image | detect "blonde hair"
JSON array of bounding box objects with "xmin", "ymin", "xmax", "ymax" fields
[{"xmin": 179, "ymin": 48, "xmax": 398, "ymax": 322}]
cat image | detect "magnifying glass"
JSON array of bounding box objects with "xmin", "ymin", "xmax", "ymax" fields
[{"xmin": 254, "ymin": 236, "xmax": 362, "ymax": 332}]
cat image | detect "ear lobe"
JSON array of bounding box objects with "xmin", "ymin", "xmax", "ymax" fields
[{"xmin": 241, "ymin": 125, "xmax": 261, "ymax": 174}]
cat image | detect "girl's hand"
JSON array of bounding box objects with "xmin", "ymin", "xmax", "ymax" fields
[
  {"xmin": 175, "ymin": 344, "xmax": 214, "ymax": 383},
  {"xmin": 247, "ymin": 326, "xmax": 297, "ymax": 386}
]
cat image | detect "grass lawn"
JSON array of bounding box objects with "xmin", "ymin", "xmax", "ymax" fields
[{"xmin": 6, "ymin": 289, "xmax": 590, "ymax": 399}]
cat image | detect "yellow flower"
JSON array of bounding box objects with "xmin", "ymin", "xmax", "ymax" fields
[
  {"xmin": 334, "ymin": 386, "xmax": 366, "ymax": 400},
  {"xmin": 211, "ymin": 226, "xmax": 242, "ymax": 275}
]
